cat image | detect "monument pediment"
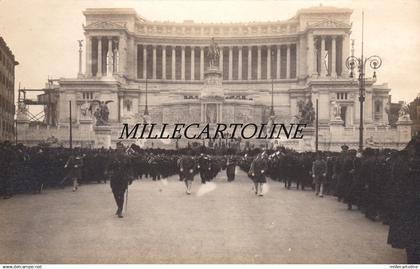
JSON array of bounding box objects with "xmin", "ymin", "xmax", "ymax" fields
[
  {"xmin": 84, "ymin": 21, "xmax": 127, "ymax": 30},
  {"xmin": 308, "ymin": 19, "xmax": 351, "ymax": 29}
]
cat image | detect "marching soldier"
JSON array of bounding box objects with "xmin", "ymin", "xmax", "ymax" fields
[
  {"xmin": 197, "ymin": 153, "xmax": 211, "ymax": 184},
  {"xmin": 179, "ymin": 155, "xmax": 196, "ymax": 195},
  {"xmin": 64, "ymin": 150, "xmax": 84, "ymax": 192},
  {"xmin": 108, "ymin": 153, "xmax": 131, "ymax": 218},
  {"xmin": 248, "ymin": 151, "xmax": 268, "ymax": 196}
]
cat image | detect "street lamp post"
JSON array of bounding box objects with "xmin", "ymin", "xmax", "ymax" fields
[
  {"xmin": 144, "ymin": 78, "xmax": 149, "ymax": 116},
  {"xmin": 270, "ymin": 49, "xmax": 275, "ymax": 118},
  {"xmin": 345, "ymin": 12, "xmax": 382, "ymax": 152}
]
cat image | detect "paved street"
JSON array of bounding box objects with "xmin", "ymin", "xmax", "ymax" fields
[{"xmin": 0, "ymin": 170, "xmax": 405, "ymax": 264}]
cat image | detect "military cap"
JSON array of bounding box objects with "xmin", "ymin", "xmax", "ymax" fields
[{"xmin": 341, "ymin": 145, "xmax": 349, "ymax": 151}]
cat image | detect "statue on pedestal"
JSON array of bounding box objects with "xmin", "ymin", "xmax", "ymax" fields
[
  {"xmin": 296, "ymin": 98, "xmax": 315, "ymax": 125},
  {"xmin": 207, "ymin": 37, "xmax": 220, "ymax": 69},
  {"xmin": 398, "ymin": 102, "xmax": 411, "ymax": 121},
  {"xmin": 331, "ymin": 101, "xmax": 342, "ymax": 121}
]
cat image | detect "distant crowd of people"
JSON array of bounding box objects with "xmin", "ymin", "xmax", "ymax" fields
[
  {"xmin": 237, "ymin": 138, "xmax": 420, "ymax": 263},
  {"xmin": 0, "ymin": 135, "xmax": 419, "ymax": 263}
]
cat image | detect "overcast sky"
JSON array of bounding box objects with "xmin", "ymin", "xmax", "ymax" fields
[{"xmin": 0, "ymin": 0, "xmax": 419, "ymax": 102}]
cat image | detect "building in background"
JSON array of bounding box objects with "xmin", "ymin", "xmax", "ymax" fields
[
  {"xmin": 0, "ymin": 36, "xmax": 18, "ymax": 142},
  {"xmin": 16, "ymin": 6, "xmax": 412, "ymax": 150}
]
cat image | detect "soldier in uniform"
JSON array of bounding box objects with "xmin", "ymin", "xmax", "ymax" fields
[
  {"xmin": 324, "ymin": 155, "xmax": 336, "ymax": 195},
  {"xmin": 282, "ymin": 152, "xmax": 294, "ymax": 189},
  {"xmin": 148, "ymin": 155, "xmax": 161, "ymax": 181},
  {"xmin": 197, "ymin": 153, "xmax": 212, "ymax": 184},
  {"xmin": 177, "ymin": 157, "xmax": 184, "ymax": 181},
  {"xmin": 64, "ymin": 150, "xmax": 84, "ymax": 192},
  {"xmin": 248, "ymin": 151, "xmax": 268, "ymax": 196},
  {"xmin": 179, "ymin": 155, "xmax": 196, "ymax": 195},
  {"xmin": 226, "ymin": 155, "xmax": 236, "ymax": 182},
  {"xmin": 335, "ymin": 145, "xmax": 354, "ymax": 202},
  {"xmin": 108, "ymin": 152, "xmax": 131, "ymax": 218},
  {"xmin": 312, "ymin": 152, "xmax": 327, "ymax": 197},
  {"xmin": 346, "ymin": 150, "xmax": 364, "ymax": 210},
  {"xmin": 31, "ymin": 147, "xmax": 47, "ymax": 194}
]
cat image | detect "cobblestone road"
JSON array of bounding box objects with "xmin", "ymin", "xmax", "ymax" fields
[{"xmin": 0, "ymin": 170, "xmax": 405, "ymax": 263}]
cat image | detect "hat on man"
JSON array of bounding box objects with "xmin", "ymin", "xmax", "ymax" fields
[{"xmin": 341, "ymin": 145, "xmax": 349, "ymax": 151}]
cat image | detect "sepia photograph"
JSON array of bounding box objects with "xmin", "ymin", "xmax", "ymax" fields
[{"xmin": 0, "ymin": 0, "xmax": 419, "ymax": 266}]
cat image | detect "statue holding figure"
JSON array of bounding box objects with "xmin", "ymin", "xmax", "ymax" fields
[
  {"xmin": 207, "ymin": 37, "xmax": 220, "ymax": 69},
  {"xmin": 89, "ymin": 100, "xmax": 114, "ymax": 126}
]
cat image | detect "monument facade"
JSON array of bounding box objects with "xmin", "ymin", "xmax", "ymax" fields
[{"xmin": 17, "ymin": 6, "xmax": 411, "ymax": 150}]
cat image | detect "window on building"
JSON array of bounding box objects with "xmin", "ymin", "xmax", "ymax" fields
[
  {"xmin": 337, "ymin": 92, "xmax": 348, "ymax": 100},
  {"xmin": 82, "ymin": 92, "xmax": 93, "ymax": 100}
]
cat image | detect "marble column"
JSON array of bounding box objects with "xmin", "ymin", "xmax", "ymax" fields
[
  {"xmin": 200, "ymin": 46, "xmax": 204, "ymax": 80},
  {"xmin": 119, "ymin": 96, "xmax": 124, "ymax": 119},
  {"xmin": 97, "ymin": 38, "xmax": 102, "ymax": 77},
  {"xmin": 107, "ymin": 38, "xmax": 113, "ymax": 77},
  {"xmin": 257, "ymin": 46, "xmax": 262, "ymax": 80},
  {"xmin": 248, "ymin": 46, "xmax": 252, "ymax": 80},
  {"xmin": 162, "ymin": 46, "xmax": 166, "ymax": 80},
  {"xmin": 295, "ymin": 41, "xmax": 300, "ymax": 78},
  {"xmin": 331, "ymin": 36, "xmax": 337, "ymax": 77},
  {"xmin": 172, "ymin": 46, "xmax": 176, "ymax": 80},
  {"xmin": 286, "ymin": 44, "xmax": 291, "ymax": 79},
  {"xmin": 143, "ymin": 45, "xmax": 147, "ymax": 79},
  {"xmin": 276, "ymin": 45, "xmax": 281, "ymax": 79},
  {"xmin": 181, "ymin": 46, "xmax": 185, "ymax": 80},
  {"xmin": 342, "ymin": 34, "xmax": 349, "ymax": 77},
  {"xmin": 85, "ymin": 35, "xmax": 92, "ymax": 76},
  {"xmin": 267, "ymin": 46, "xmax": 271, "ymax": 80},
  {"xmin": 190, "ymin": 46, "xmax": 195, "ymax": 80},
  {"xmin": 238, "ymin": 46, "xmax": 242, "ymax": 80},
  {"xmin": 132, "ymin": 40, "xmax": 137, "ymax": 79},
  {"xmin": 228, "ymin": 46, "xmax": 233, "ymax": 80},
  {"xmin": 307, "ymin": 32, "xmax": 314, "ymax": 77},
  {"xmin": 320, "ymin": 36, "xmax": 327, "ymax": 77},
  {"xmin": 200, "ymin": 104, "xmax": 204, "ymax": 122},
  {"xmin": 152, "ymin": 45, "xmax": 157, "ymax": 79},
  {"xmin": 219, "ymin": 47, "xmax": 223, "ymax": 73},
  {"xmin": 119, "ymin": 35, "xmax": 127, "ymax": 75}
]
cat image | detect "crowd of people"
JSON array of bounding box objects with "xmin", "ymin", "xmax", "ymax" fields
[
  {"xmin": 237, "ymin": 137, "xmax": 420, "ymax": 263},
  {"xmin": 0, "ymin": 135, "xmax": 419, "ymax": 262}
]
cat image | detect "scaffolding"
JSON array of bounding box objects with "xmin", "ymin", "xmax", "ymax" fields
[{"xmin": 18, "ymin": 79, "xmax": 59, "ymax": 125}]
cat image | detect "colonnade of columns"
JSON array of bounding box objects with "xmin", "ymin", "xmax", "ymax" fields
[
  {"xmin": 84, "ymin": 34, "xmax": 350, "ymax": 80},
  {"xmin": 307, "ymin": 34, "xmax": 349, "ymax": 78},
  {"xmin": 137, "ymin": 44, "xmax": 298, "ymax": 81},
  {"xmin": 85, "ymin": 36, "xmax": 122, "ymax": 77}
]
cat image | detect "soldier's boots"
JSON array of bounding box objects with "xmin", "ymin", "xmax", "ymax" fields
[
  {"xmin": 186, "ymin": 182, "xmax": 192, "ymax": 195},
  {"xmin": 116, "ymin": 209, "xmax": 123, "ymax": 218}
]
